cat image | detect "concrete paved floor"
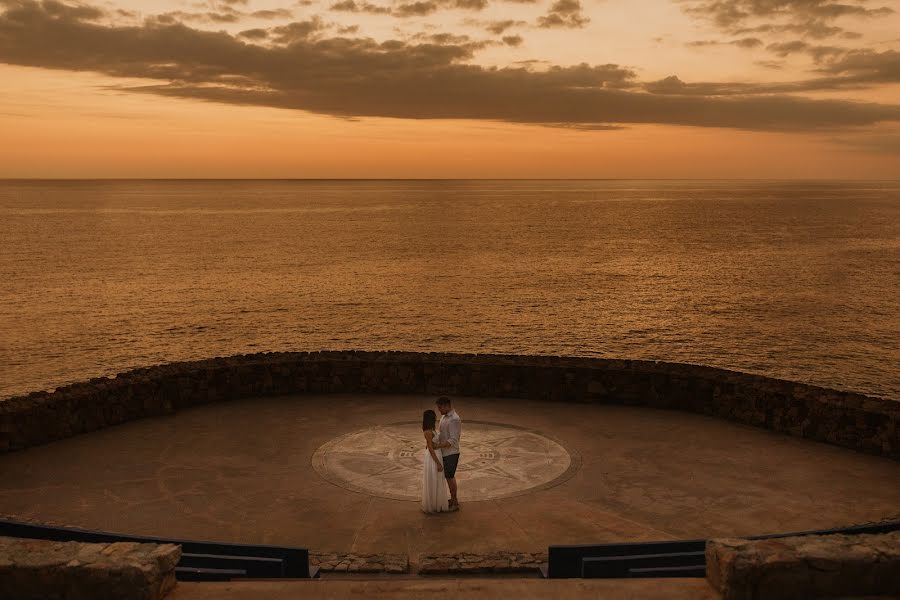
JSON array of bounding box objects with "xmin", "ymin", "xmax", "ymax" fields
[
  {"xmin": 170, "ymin": 578, "xmax": 719, "ymax": 600},
  {"xmin": 0, "ymin": 394, "xmax": 897, "ymax": 560}
]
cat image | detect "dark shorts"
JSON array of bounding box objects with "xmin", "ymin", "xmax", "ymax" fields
[{"xmin": 442, "ymin": 453, "xmax": 460, "ymax": 479}]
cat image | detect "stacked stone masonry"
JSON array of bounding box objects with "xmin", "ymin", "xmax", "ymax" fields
[
  {"xmin": 0, "ymin": 351, "xmax": 896, "ymax": 458},
  {"xmin": 418, "ymin": 551, "xmax": 547, "ymax": 574},
  {"xmin": 311, "ymin": 552, "xmax": 408, "ymax": 574},
  {"xmin": 0, "ymin": 535, "xmax": 180, "ymax": 600},
  {"xmin": 706, "ymin": 531, "xmax": 900, "ymax": 600}
]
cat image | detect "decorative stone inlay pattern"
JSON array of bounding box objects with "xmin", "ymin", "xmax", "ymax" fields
[
  {"xmin": 310, "ymin": 552, "xmax": 408, "ymax": 574},
  {"xmin": 418, "ymin": 551, "xmax": 547, "ymax": 574},
  {"xmin": 312, "ymin": 421, "xmax": 578, "ymax": 501}
]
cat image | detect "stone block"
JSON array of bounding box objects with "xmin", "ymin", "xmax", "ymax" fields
[
  {"xmin": 0, "ymin": 536, "xmax": 180, "ymax": 600},
  {"xmin": 706, "ymin": 532, "xmax": 900, "ymax": 600}
]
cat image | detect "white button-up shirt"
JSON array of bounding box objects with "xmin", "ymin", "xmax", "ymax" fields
[{"xmin": 438, "ymin": 409, "xmax": 461, "ymax": 456}]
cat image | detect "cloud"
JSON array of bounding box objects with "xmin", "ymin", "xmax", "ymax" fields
[
  {"xmin": 140, "ymin": 2, "xmax": 294, "ymax": 25},
  {"xmin": 682, "ymin": 0, "xmax": 893, "ymax": 28},
  {"xmin": 765, "ymin": 39, "xmax": 845, "ymax": 61},
  {"xmin": 330, "ymin": 0, "xmax": 486, "ymax": 17},
  {"xmin": 755, "ymin": 59, "xmax": 785, "ymax": 69},
  {"xmin": 644, "ymin": 50, "xmax": 900, "ymax": 95},
  {"xmin": 827, "ymin": 132, "xmax": 900, "ymax": 154},
  {"xmin": 330, "ymin": 0, "xmax": 392, "ymax": 14},
  {"xmin": 680, "ymin": 0, "xmax": 894, "ymax": 41},
  {"xmin": 269, "ymin": 17, "xmax": 326, "ymax": 43},
  {"xmin": 463, "ymin": 18, "xmax": 526, "ymax": 34},
  {"xmin": 687, "ymin": 37, "xmax": 763, "ymax": 49},
  {"xmin": 815, "ymin": 49, "xmax": 900, "ymax": 84},
  {"xmin": 394, "ymin": 1, "xmax": 440, "ymax": 16},
  {"xmin": 250, "ymin": 8, "xmax": 294, "ymax": 19},
  {"xmin": 2, "ymin": 0, "xmax": 900, "ymax": 132},
  {"xmin": 238, "ymin": 27, "xmax": 269, "ymax": 39},
  {"xmin": 152, "ymin": 10, "xmax": 242, "ymax": 24},
  {"xmin": 502, "ymin": 34, "xmax": 523, "ymax": 46},
  {"xmin": 410, "ymin": 31, "xmax": 477, "ymax": 45},
  {"xmin": 732, "ymin": 21, "xmax": 844, "ymax": 39},
  {"xmin": 537, "ymin": 0, "xmax": 589, "ymax": 28},
  {"xmin": 487, "ymin": 19, "xmax": 521, "ymax": 34},
  {"xmin": 766, "ymin": 39, "xmax": 810, "ymax": 56}
]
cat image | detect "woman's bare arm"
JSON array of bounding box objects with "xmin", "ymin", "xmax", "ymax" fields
[{"xmin": 424, "ymin": 431, "xmax": 443, "ymax": 471}]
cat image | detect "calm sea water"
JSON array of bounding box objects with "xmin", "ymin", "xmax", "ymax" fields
[{"xmin": 1, "ymin": 180, "xmax": 898, "ymax": 400}]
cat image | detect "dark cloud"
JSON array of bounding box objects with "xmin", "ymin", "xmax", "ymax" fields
[
  {"xmin": 411, "ymin": 31, "xmax": 475, "ymax": 44},
  {"xmin": 464, "ymin": 18, "xmax": 526, "ymax": 34},
  {"xmin": 330, "ymin": 0, "xmax": 392, "ymax": 14},
  {"xmin": 681, "ymin": 0, "xmax": 894, "ymax": 41},
  {"xmin": 732, "ymin": 21, "xmax": 843, "ymax": 39},
  {"xmin": 755, "ymin": 59, "xmax": 785, "ymax": 69},
  {"xmin": 394, "ymin": 1, "xmax": 439, "ymax": 16},
  {"xmin": 337, "ymin": 24, "xmax": 359, "ymax": 34},
  {"xmin": 767, "ymin": 39, "xmax": 810, "ymax": 56},
  {"xmin": 645, "ymin": 50, "xmax": 900, "ymax": 95},
  {"xmin": 683, "ymin": 0, "xmax": 893, "ymax": 28},
  {"xmin": 151, "ymin": 9, "xmax": 241, "ymax": 24},
  {"xmin": 330, "ymin": 0, "xmax": 485, "ymax": 17},
  {"xmin": 765, "ymin": 39, "xmax": 853, "ymax": 62},
  {"xmin": 140, "ymin": 3, "xmax": 293, "ymax": 25},
  {"xmin": 687, "ymin": 37, "xmax": 763, "ymax": 48},
  {"xmin": 537, "ymin": 122, "xmax": 626, "ymax": 130},
  {"xmin": 238, "ymin": 27, "xmax": 269, "ymax": 39},
  {"xmin": 815, "ymin": 49, "xmax": 900, "ymax": 83},
  {"xmin": 537, "ymin": 0, "xmax": 589, "ymax": 29},
  {"xmin": 502, "ymin": 34, "xmax": 523, "ymax": 46},
  {"xmin": 2, "ymin": 0, "xmax": 900, "ymax": 132},
  {"xmin": 269, "ymin": 17, "xmax": 326, "ymax": 43},
  {"xmin": 487, "ymin": 19, "xmax": 518, "ymax": 34},
  {"xmin": 250, "ymin": 8, "xmax": 294, "ymax": 19},
  {"xmin": 454, "ymin": 0, "xmax": 488, "ymax": 9}
]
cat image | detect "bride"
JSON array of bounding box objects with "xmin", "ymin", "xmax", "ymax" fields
[{"xmin": 421, "ymin": 410, "xmax": 447, "ymax": 513}]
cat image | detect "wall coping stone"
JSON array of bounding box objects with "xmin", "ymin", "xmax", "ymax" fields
[
  {"xmin": 706, "ymin": 531, "xmax": 900, "ymax": 600},
  {"xmin": 0, "ymin": 351, "xmax": 896, "ymax": 458},
  {"xmin": 310, "ymin": 551, "xmax": 408, "ymax": 574},
  {"xmin": 0, "ymin": 535, "xmax": 180, "ymax": 600},
  {"xmin": 418, "ymin": 551, "xmax": 546, "ymax": 575}
]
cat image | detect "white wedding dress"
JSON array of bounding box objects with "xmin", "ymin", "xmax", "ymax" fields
[{"xmin": 421, "ymin": 430, "xmax": 447, "ymax": 513}]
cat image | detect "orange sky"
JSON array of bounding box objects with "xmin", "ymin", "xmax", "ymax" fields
[{"xmin": 1, "ymin": 0, "xmax": 899, "ymax": 178}]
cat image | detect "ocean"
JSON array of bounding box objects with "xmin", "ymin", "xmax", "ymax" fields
[{"xmin": 1, "ymin": 179, "xmax": 898, "ymax": 400}]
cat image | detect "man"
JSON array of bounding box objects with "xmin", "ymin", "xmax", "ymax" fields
[{"xmin": 433, "ymin": 396, "xmax": 461, "ymax": 511}]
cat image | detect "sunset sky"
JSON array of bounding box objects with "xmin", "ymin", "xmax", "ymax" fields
[{"xmin": 1, "ymin": 0, "xmax": 899, "ymax": 178}]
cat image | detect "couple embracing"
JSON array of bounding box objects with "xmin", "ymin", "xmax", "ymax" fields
[{"xmin": 421, "ymin": 396, "xmax": 461, "ymax": 513}]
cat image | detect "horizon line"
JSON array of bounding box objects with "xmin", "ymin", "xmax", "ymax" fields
[{"xmin": 2, "ymin": 177, "xmax": 900, "ymax": 182}]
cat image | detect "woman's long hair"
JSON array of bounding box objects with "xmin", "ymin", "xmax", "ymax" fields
[{"xmin": 422, "ymin": 409, "xmax": 437, "ymax": 432}]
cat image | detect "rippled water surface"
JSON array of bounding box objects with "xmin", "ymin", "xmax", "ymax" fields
[{"xmin": 1, "ymin": 180, "xmax": 898, "ymax": 400}]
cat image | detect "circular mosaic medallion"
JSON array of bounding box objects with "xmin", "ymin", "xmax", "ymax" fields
[{"xmin": 311, "ymin": 420, "xmax": 578, "ymax": 501}]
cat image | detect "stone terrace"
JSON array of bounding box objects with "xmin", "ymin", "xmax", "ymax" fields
[{"xmin": 0, "ymin": 394, "xmax": 897, "ymax": 563}]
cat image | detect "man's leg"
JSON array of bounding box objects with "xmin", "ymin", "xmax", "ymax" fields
[
  {"xmin": 448, "ymin": 478, "xmax": 457, "ymax": 506},
  {"xmin": 443, "ymin": 454, "xmax": 459, "ymax": 509}
]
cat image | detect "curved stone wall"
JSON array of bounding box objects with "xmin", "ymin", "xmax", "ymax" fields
[{"xmin": 0, "ymin": 351, "xmax": 897, "ymax": 458}]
